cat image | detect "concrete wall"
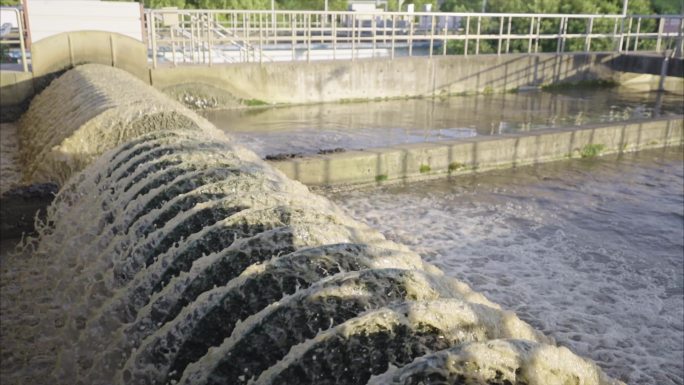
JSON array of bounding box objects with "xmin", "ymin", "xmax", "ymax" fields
[
  {"xmin": 150, "ymin": 53, "xmax": 620, "ymax": 107},
  {"xmin": 0, "ymin": 71, "xmax": 34, "ymax": 107},
  {"xmin": 31, "ymin": 31, "xmax": 148, "ymax": 80},
  {"xmin": 269, "ymin": 116, "xmax": 684, "ymax": 187}
]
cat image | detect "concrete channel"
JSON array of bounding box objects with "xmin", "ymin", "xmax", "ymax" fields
[{"xmin": 268, "ymin": 116, "xmax": 684, "ymax": 188}]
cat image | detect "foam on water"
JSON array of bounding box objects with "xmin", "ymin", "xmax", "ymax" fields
[
  {"xmin": 1, "ymin": 64, "xmax": 625, "ymax": 385},
  {"xmin": 327, "ymin": 147, "xmax": 684, "ymax": 384}
]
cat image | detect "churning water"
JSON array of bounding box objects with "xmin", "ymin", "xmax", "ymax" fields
[
  {"xmin": 1, "ymin": 64, "xmax": 624, "ymax": 385},
  {"xmin": 203, "ymin": 88, "xmax": 684, "ymax": 158},
  {"xmin": 326, "ymin": 146, "xmax": 684, "ymax": 385}
]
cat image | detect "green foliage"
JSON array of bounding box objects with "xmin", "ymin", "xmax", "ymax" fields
[
  {"xmin": 448, "ymin": 161, "xmax": 465, "ymax": 171},
  {"xmin": 580, "ymin": 143, "xmax": 605, "ymax": 158},
  {"xmin": 419, "ymin": 164, "xmax": 431, "ymax": 173},
  {"xmin": 244, "ymin": 98, "xmax": 268, "ymax": 106},
  {"xmin": 652, "ymin": 0, "xmax": 683, "ymax": 13},
  {"xmin": 375, "ymin": 174, "xmax": 388, "ymax": 182},
  {"xmin": 0, "ymin": 0, "xmax": 20, "ymax": 5}
]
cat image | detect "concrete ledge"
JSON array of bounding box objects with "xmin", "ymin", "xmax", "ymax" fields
[{"xmin": 268, "ymin": 116, "xmax": 684, "ymax": 187}]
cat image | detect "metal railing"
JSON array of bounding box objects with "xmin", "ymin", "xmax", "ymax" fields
[
  {"xmin": 0, "ymin": 7, "xmax": 28, "ymax": 72},
  {"xmin": 145, "ymin": 9, "xmax": 684, "ymax": 67}
]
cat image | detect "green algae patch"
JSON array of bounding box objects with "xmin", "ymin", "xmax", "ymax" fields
[{"xmin": 580, "ymin": 143, "xmax": 606, "ymax": 158}]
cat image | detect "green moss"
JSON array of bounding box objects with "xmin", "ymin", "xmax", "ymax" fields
[
  {"xmin": 542, "ymin": 79, "xmax": 619, "ymax": 91},
  {"xmin": 580, "ymin": 143, "xmax": 606, "ymax": 158},
  {"xmin": 648, "ymin": 140, "xmax": 659, "ymax": 146},
  {"xmin": 375, "ymin": 174, "xmax": 388, "ymax": 182},
  {"xmin": 419, "ymin": 164, "xmax": 431, "ymax": 173},
  {"xmin": 482, "ymin": 86, "xmax": 494, "ymax": 95},
  {"xmin": 448, "ymin": 162, "xmax": 465, "ymax": 172},
  {"xmin": 244, "ymin": 98, "xmax": 268, "ymax": 106}
]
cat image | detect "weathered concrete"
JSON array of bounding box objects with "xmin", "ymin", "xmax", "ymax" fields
[
  {"xmin": 150, "ymin": 53, "xmax": 622, "ymax": 107},
  {"xmin": 268, "ymin": 116, "xmax": 684, "ymax": 187},
  {"xmin": 2, "ymin": 50, "xmax": 683, "ymax": 112}
]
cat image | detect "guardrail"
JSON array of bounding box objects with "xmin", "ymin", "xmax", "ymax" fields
[
  {"xmin": 145, "ymin": 9, "xmax": 684, "ymax": 67},
  {"xmin": 0, "ymin": 7, "xmax": 28, "ymax": 72},
  {"xmin": 1, "ymin": 7, "xmax": 682, "ymax": 71}
]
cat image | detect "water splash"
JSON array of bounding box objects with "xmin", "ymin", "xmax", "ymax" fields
[{"xmin": 1, "ymin": 64, "xmax": 622, "ymax": 385}]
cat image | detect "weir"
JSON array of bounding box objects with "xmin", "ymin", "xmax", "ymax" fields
[{"xmin": 0, "ymin": 64, "xmax": 624, "ymax": 385}]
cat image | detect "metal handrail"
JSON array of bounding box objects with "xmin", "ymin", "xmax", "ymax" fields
[
  {"xmin": 145, "ymin": 9, "xmax": 683, "ymax": 65},
  {"xmin": 0, "ymin": 7, "xmax": 28, "ymax": 72}
]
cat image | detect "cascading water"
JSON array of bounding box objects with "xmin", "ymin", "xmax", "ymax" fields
[{"xmin": 1, "ymin": 64, "xmax": 623, "ymax": 385}]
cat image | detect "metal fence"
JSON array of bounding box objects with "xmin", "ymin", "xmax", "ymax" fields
[
  {"xmin": 145, "ymin": 9, "xmax": 684, "ymax": 67},
  {"xmin": 1, "ymin": 6, "xmax": 683, "ymax": 71}
]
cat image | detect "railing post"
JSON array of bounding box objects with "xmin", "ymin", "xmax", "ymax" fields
[
  {"xmin": 390, "ymin": 14, "xmax": 396, "ymax": 59},
  {"xmin": 464, "ymin": 15, "xmax": 470, "ymax": 56},
  {"xmin": 372, "ymin": 15, "xmax": 377, "ymax": 58},
  {"xmin": 475, "ymin": 15, "xmax": 481, "ymax": 55},
  {"xmin": 585, "ymin": 17, "xmax": 593, "ymax": 52},
  {"xmin": 443, "ymin": 16, "xmax": 448, "ymax": 56},
  {"xmin": 259, "ymin": 13, "xmax": 264, "ymax": 64},
  {"xmin": 535, "ymin": 16, "xmax": 541, "ymax": 53},
  {"xmin": 151, "ymin": 11, "xmax": 158, "ymax": 69},
  {"xmin": 333, "ymin": 14, "xmax": 338, "ymax": 60},
  {"xmin": 429, "ymin": 15, "xmax": 435, "ymax": 58},
  {"xmin": 656, "ymin": 17, "xmax": 664, "ymax": 52},
  {"xmin": 556, "ymin": 17, "xmax": 564, "ymax": 53},
  {"xmin": 307, "ymin": 13, "xmax": 311, "ymax": 62},
  {"xmin": 409, "ymin": 15, "xmax": 415, "ymax": 57},
  {"xmin": 561, "ymin": 16, "xmax": 567, "ymax": 52},
  {"xmin": 527, "ymin": 16, "xmax": 534, "ymax": 53},
  {"xmin": 15, "ymin": 9, "xmax": 28, "ymax": 72},
  {"xmin": 171, "ymin": 24, "xmax": 177, "ymax": 66},
  {"xmin": 505, "ymin": 16, "xmax": 512, "ymax": 54},
  {"xmin": 625, "ymin": 16, "xmax": 633, "ymax": 52},
  {"xmin": 497, "ymin": 16, "xmax": 503, "ymax": 55},
  {"xmin": 613, "ymin": 16, "xmax": 626, "ymax": 52},
  {"xmin": 352, "ymin": 14, "xmax": 357, "ymax": 60},
  {"xmin": 633, "ymin": 17, "xmax": 641, "ymax": 52}
]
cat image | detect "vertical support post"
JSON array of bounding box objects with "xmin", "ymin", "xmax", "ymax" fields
[
  {"xmin": 633, "ymin": 17, "xmax": 641, "ymax": 51},
  {"xmin": 409, "ymin": 15, "xmax": 414, "ymax": 56},
  {"xmin": 505, "ymin": 16, "xmax": 511, "ymax": 53},
  {"xmin": 497, "ymin": 16, "xmax": 503, "ymax": 55},
  {"xmin": 352, "ymin": 14, "xmax": 357, "ymax": 60},
  {"xmin": 656, "ymin": 17, "xmax": 664, "ymax": 52},
  {"xmin": 556, "ymin": 17, "xmax": 565, "ymax": 53},
  {"xmin": 535, "ymin": 16, "xmax": 541, "ymax": 53},
  {"xmin": 464, "ymin": 15, "xmax": 470, "ymax": 56},
  {"xmin": 151, "ymin": 11, "xmax": 158, "ymax": 69},
  {"xmin": 625, "ymin": 16, "xmax": 633, "ymax": 52},
  {"xmin": 333, "ymin": 13, "xmax": 338, "ymax": 60},
  {"xmin": 307, "ymin": 13, "xmax": 312, "ymax": 63},
  {"xmin": 207, "ymin": 12, "xmax": 213, "ymax": 67},
  {"xmin": 372, "ymin": 15, "xmax": 377, "ymax": 58},
  {"xmin": 391, "ymin": 14, "xmax": 396, "ymax": 59},
  {"xmin": 16, "ymin": 9, "xmax": 27, "ymax": 72},
  {"xmin": 528, "ymin": 16, "xmax": 534, "ymax": 53},
  {"xmin": 475, "ymin": 15, "xmax": 481, "ymax": 55},
  {"xmin": 291, "ymin": 14, "xmax": 296, "ymax": 61},
  {"xmin": 259, "ymin": 13, "xmax": 263, "ymax": 64},
  {"xmin": 443, "ymin": 16, "xmax": 448, "ymax": 56},
  {"xmin": 585, "ymin": 17, "xmax": 593, "ymax": 52},
  {"xmin": 171, "ymin": 23, "xmax": 177, "ymax": 66},
  {"xmin": 614, "ymin": 17, "xmax": 621, "ymax": 52},
  {"xmin": 429, "ymin": 15, "xmax": 435, "ymax": 58}
]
